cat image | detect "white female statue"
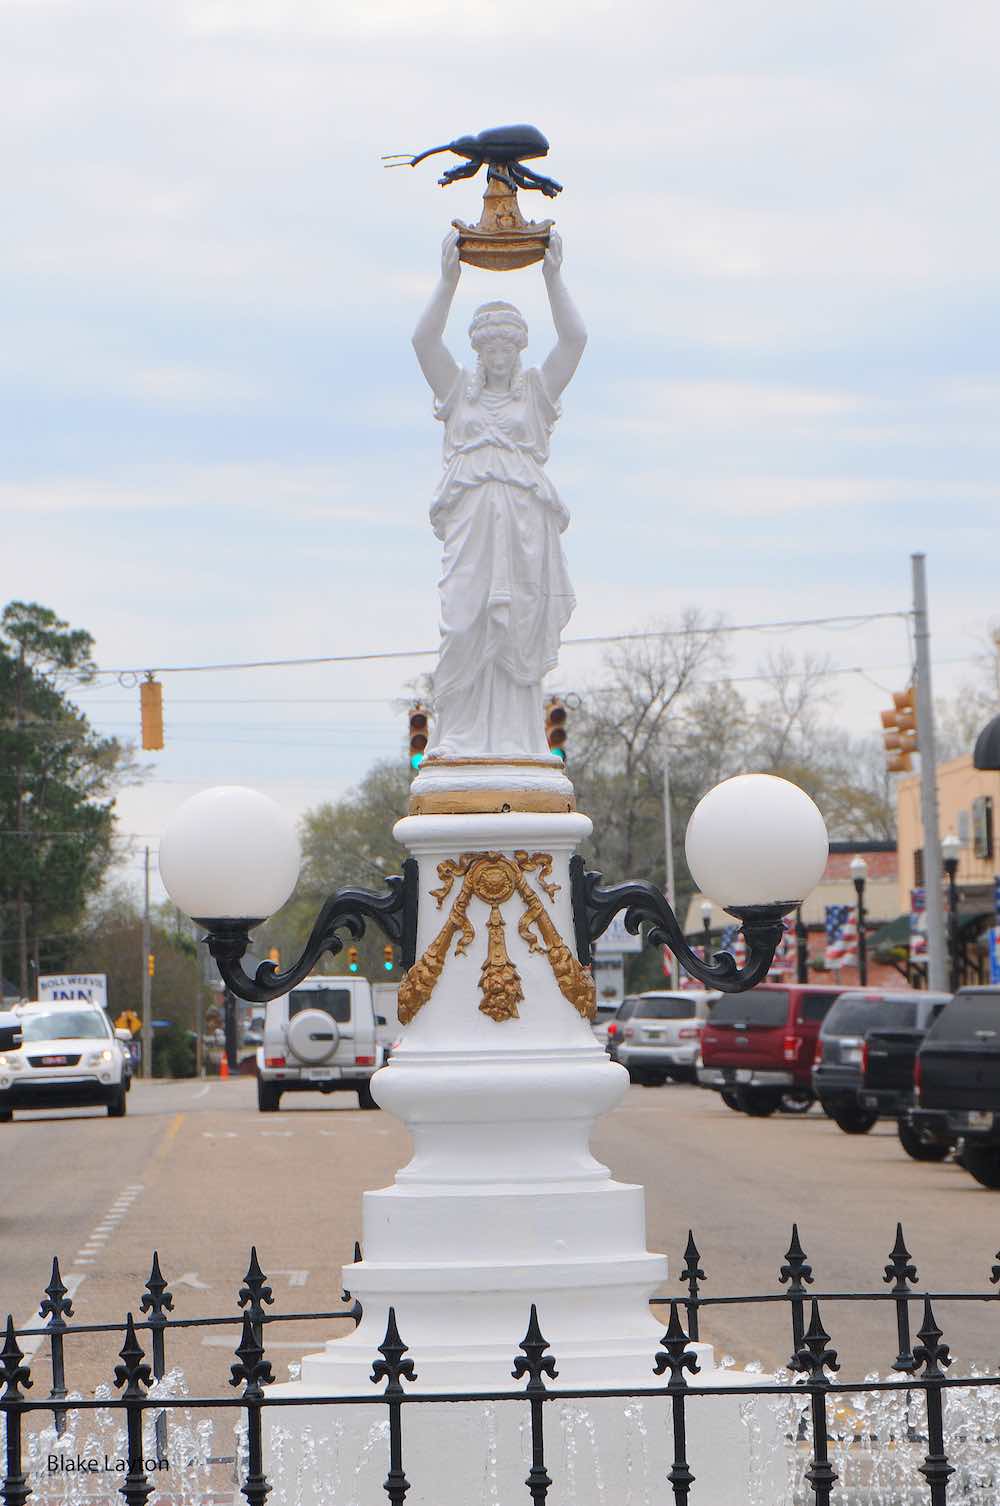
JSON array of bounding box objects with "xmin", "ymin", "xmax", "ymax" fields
[{"xmin": 413, "ymin": 229, "xmax": 587, "ymax": 759}]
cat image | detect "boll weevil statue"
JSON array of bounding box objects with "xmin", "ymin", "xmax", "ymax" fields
[{"xmin": 383, "ymin": 123, "xmax": 563, "ymax": 198}]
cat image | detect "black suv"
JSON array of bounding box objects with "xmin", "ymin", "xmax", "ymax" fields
[
  {"xmin": 813, "ymin": 989, "xmax": 950, "ymax": 1139},
  {"xmin": 911, "ymin": 987, "xmax": 1000, "ymax": 1187}
]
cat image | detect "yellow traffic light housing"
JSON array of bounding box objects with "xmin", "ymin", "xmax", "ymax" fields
[
  {"xmin": 383, "ymin": 944, "xmax": 394, "ymax": 973},
  {"xmin": 347, "ymin": 945, "xmax": 360, "ymax": 974},
  {"xmin": 882, "ymin": 688, "xmax": 918, "ymax": 773},
  {"xmin": 140, "ymin": 676, "xmax": 164, "ymax": 750},
  {"xmin": 545, "ymin": 697, "xmax": 567, "ymax": 760},
  {"xmin": 147, "ymin": 953, "xmax": 155, "ymax": 978},
  {"xmin": 408, "ymin": 705, "xmax": 430, "ymax": 770}
]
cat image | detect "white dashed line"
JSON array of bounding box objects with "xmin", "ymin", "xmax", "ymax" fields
[{"xmin": 72, "ymin": 1184, "xmax": 145, "ymax": 1267}]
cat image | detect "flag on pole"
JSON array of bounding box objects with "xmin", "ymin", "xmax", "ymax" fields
[
  {"xmin": 909, "ymin": 887, "xmax": 927, "ymax": 963},
  {"xmin": 825, "ymin": 904, "xmax": 851, "ymax": 969}
]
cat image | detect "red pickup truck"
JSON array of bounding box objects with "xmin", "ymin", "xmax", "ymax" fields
[{"xmin": 697, "ymin": 983, "xmax": 848, "ymax": 1116}]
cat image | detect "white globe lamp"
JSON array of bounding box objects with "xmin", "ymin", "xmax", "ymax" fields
[
  {"xmin": 159, "ymin": 786, "xmax": 301, "ymax": 921},
  {"xmin": 685, "ymin": 774, "xmax": 828, "ymax": 914}
]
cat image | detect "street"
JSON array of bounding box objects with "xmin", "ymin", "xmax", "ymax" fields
[{"xmin": 4, "ymin": 1076, "xmax": 1000, "ymax": 1397}]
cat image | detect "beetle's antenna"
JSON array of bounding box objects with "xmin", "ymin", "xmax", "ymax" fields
[{"xmin": 381, "ymin": 153, "xmax": 418, "ymax": 163}]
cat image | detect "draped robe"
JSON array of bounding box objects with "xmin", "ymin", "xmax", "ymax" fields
[{"xmin": 426, "ymin": 366, "xmax": 576, "ymax": 758}]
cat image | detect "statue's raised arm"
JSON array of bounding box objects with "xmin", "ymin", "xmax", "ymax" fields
[
  {"xmin": 539, "ymin": 232, "xmax": 587, "ymax": 402},
  {"xmin": 412, "ymin": 232, "xmax": 462, "ymax": 404}
]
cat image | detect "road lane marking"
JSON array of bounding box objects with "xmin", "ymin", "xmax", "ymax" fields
[
  {"xmin": 192, "ymin": 1085, "xmax": 210, "ymax": 1099},
  {"xmin": 173, "ymin": 1272, "xmax": 211, "ymax": 1290},
  {"xmin": 201, "ymin": 1336, "xmax": 309, "ymax": 1349},
  {"xmin": 271, "ymin": 1270, "xmax": 310, "ymax": 1287},
  {"xmin": 259, "ymin": 1130, "xmax": 293, "ymax": 1137},
  {"xmin": 202, "ymin": 1131, "xmax": 237, "ymax": 1139},
  {"xmin": 72, "ymin": 1183, "xmax": 145, "ymax": 1266}
]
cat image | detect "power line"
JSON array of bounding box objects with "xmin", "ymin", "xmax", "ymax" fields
[{"xmin": 87, "ymin": 611, "xmax": 911, "ymax": 680}]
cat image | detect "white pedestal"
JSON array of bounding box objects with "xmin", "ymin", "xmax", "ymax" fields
[{"xmin": 265, "ymin": 807, "xmax": 781, "ymax": 1504}]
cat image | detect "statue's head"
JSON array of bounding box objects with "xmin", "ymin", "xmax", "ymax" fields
[
  {"xmin": 468, "ymin": 303, "xmax": 528, "ymax": 396},
  {"xmin": 469, "ymin": 302, "xmax": 528, "ymax": 353}
]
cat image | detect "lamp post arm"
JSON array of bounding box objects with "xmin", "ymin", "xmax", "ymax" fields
[
  {"xmin": 569, "ymin": 857, "xmax": 788, "ymax": 994},
  {"xmin": 196, "ymin": 860, "xmax": 419, "ymax": 1005}
]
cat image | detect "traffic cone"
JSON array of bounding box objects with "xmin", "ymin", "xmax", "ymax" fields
[{"xmin": 219, "ymin": 1054, "xmax": 229, "ymax": 1080}]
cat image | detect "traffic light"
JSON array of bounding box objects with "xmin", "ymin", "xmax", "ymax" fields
[
  {"xmin": 147, "ymin": 953, "xmax": 155, "ymax": 978},
  {"xmin": 383, "ymin": 944, "xmax": 394, "ymax": 973},
  {"xmin": 545, "ymin": 697, "xmax": 567, "ymax": 760},
  {"xmin": 347, "ymin": 945, "xmax": 360, "ymax": 974},
  {"xmin": 267, "ymin": 947, "xmax": 281, "ymax": 967},
  {"xmin": 881, "ymin": 688, "xmax": 918, "ymax": 773},
  {"xmin": 140, "ymin": 675, "xmax": 164, "ymax": 750},
  {"xmin": 408, "ymin": 704, "xmax": 430, "ymax": 770}
]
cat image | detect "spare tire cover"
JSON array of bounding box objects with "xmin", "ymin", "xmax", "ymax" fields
[{"xmin": 287, "ymin": 1009, "xmax": 339, "ymax": 1065}]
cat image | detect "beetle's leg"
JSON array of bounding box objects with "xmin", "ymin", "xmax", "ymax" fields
[
  {"xmin": 510, "ymin": 161, "xmax": 563, "ymax": 198},
  {"xmin": 485, "ymin": 163, "xmax": 518, "ymax": 193},
  {"xmin": 439, "ymin": 158, "xmax": 483, "ymax": 187}
]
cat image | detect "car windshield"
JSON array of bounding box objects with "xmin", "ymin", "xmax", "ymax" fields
[
  {"xmin": 710, "ymin": 990, "xmax": 787, "ymax": 1027},
  {"xmin": 289, "ymin": 988, "xmax": 351, "ymax": 1023},
  {"xmin": 635, "ymin": 998, "xmax": 696, "ymax": 1020},
  {"xmin": 594, "ymin": 1005, "xmax": 619, "ymax": 1021},
  {"xmin": 21, "ymin": 1010, "xmax": 109, "ymax": 1042},
  {"xmin": 824, "ymin": 996, "xmax": 918, "ymax": 1035},
  {"xmin": 924, "ymin": 992, "xmax": 1000, "ymax": 1044}
]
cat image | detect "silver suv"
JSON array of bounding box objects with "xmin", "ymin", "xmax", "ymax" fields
[
  {"xmin": 0, "ymin": 1001, "xmax": 131, "ymax": 1120},
  {"xmin": 255, "ymin": 975, "xmax": 385, "ymax": 1112},
  {"xmin": 609, "ymin": 990, "xmax": 719, "ymax": 1085}
]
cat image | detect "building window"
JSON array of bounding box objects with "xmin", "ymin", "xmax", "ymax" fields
[
  {"xmin": 958, "ymin": 809, "xmax": 972, "ymax": 845},
  {"xmin": 973, "ymin": 796, "xmax": 994, "ymax": 861},
  {"xmin": 914, "ymin": 848, "xmax": 924, "ymax": 887}
]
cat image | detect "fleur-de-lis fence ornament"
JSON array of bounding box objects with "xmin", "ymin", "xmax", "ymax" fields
[
  {"xmin": 1, "ymin": 1315, "xmax": 33, "ymax": 1506},
  {"xmin": 790, "ymin": 1301, "xmax": 839, "ymax": 1506},
  {"xmin": 113, "ymin": 1314, "xmax": 155, "ymax": 1506},
  {"xmin": 779, "ymin": 1224, "xmax": 814, "ymax": 1352},
  {"xmin": 238, "ymin": 1247, "xmax": 274, "ymax": 1344},
  {"xmin": 653, "ymin": 1300, "xmax": 700, "ymax": 1391},
  {"xmin": 513, "ymin": 1306, "xmax": 558, "ymax": 1506},
  {"xmin": 883, "ymin": 1223, "xmax": 919, "ymax": 1372},
  {"xmin": 231, "ymin": 1312, "xmax": 275, "ymax": 1399},
  {"xmin": 913, "ymin": 1299, "xmax": 955, "ymax": 1505},
  {"xmin": 40, "ymin": 1255, "xmax": 73, "ymax": 1433},
  {"xmin": 680, "ymin": 1231, "xmax": 706, "ymax": 1342},
  {"xmin": 371, "ymin": 1308, "xmax": 417, "ymax": 1506}
]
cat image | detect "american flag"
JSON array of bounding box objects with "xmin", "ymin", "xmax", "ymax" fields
[
  {"xmin": 825, "ymin": 904, "xmax": 852, "ymax": 969},
  {"xmin": 768, "ymin": 917, "xmax": 797, "ymax": 980},
  {"xmin": 720, "ymin": 924, "xmax": 747, "ymax": 969}
]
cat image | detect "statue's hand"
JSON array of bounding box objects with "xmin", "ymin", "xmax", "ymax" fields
[
  {"xmin": 543, "ymin": 230, "xmax": 563, "ymax": 277},
  {"xmin": 441, "ymin": 230, "xmax": 461, "ymax": 287}
]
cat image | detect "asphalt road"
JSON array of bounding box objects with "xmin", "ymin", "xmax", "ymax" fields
[{"xmin": 4, "ymin": 1075, "xmax": 1000, "ymax": 1404}]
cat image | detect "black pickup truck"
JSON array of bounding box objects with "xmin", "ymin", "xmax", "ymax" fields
[
  {"xmin": 910, "ymin": 986, "xmax": 1000, "ymax": 1187},
  {"xmin": 813, "ymin": 989, "xmax": 950, "ymax": 1137}
]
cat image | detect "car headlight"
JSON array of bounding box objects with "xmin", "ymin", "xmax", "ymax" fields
[
  {"xmin": 86, "ymin": 1049, "xmax": 114, "ymax": 1066},
  {"xmin": 0, "ymin": 1053, "xmax": 22, "ymax": 1071}
]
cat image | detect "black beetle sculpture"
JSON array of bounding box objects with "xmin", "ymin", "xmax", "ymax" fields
[{"xmin": 383, "ymin": 124, "xmax": 562, "ymax": 198}]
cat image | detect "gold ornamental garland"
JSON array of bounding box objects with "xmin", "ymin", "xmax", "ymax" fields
[{"xmin": 397, "ymin": 851, "xmax": 596, "ymax": 1025}]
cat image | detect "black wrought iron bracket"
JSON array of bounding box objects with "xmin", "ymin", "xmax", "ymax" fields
[
  {"xmin": 569, "ymin": 856, "xmax": 789, "ymax": 993},
  {"xmin": 195, "ymin": 858, "xmax": 420, "ymax": 1004}
]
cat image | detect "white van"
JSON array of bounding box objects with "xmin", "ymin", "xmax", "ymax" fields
[{"xmin": 255, "ymin": 975, "xmax": 388, "ymax": 1112}]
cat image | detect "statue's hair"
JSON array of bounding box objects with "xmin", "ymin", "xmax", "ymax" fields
[{"xmin": 467, "ymin": 301, "xmax": 527, "ymax": 401}]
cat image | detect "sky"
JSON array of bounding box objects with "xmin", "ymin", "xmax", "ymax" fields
[{"xmin": 3, "ymin": 0, "xmax": 998, "ymax": 904}]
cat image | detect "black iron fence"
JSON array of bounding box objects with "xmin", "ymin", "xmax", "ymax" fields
[{"xmin": 5, "ymin": 1225, "xmax": 1000, "ymax": 1506}]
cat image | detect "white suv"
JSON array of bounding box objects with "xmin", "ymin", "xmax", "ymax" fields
[
  {"xmin": 255, "ymin": 975, "xmax": 385, "ymax": 1112},
  {"xmin": 608, "ymin": 990, "xmax": 720, "ymax": 1085},
  {"xmin": 0, "ymin": 1001, "xmax": 131, "ymax": 1120}
]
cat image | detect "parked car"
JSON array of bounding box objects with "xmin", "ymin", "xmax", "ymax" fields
[
  {"xmin": 608, "ymin": 991, "xmax": 719, "ymax": 1085},
  {"xmin": 909, "ymin": 986, "xmax": 1000, "ymax": 1186},
  {"xmin": 0, "ymin": 1001, "xmax": 131, "ymax": 1120},
  {"xmin": 813, "ymin": 989, "xmax": 949, "ymax": 1136},
  {"xmin": 698, "ymin": 984, "xmax": 852, "ymax": 1115},
  {"xmin": 255, "ymin": 975, "xmax": 385, "ymax": 1112},
  {"xmin": 592, "ymin": 1002, "xmax": 620, "ymax": 1051}
]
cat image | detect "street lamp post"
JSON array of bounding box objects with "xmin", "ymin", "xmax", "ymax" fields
[
  {"xmin": 700, "ymin": 900, "xmax": 713, "ymax": 964},
  {"xmin": 941, "ymin": 831, "xmax": 962, "ymax": 993},
  {"xmin": 850, "ymin": 855, "xmax": 868, "ymax": 987},
  {"xmin": 795, "ymin": 906, "xmax": 809, "ymax": 983}
]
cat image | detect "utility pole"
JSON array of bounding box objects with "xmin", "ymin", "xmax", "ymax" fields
[
  {"xmin": 662, "ymin": 736, "xmax": 679, "ymax": 988},
  {"xmin": 912, "ymin": 553, "xmax": 947, "ymax": 992},
  {"xmin": 141, "ymin": 846, "xmax": 152, "ymax": 1079}
]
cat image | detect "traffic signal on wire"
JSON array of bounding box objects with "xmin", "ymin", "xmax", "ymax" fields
[
  {"xmin": 408, "ymin": 705, "xmax": 430, "ymax": 770},
  {"xmin": 383, "ymin": 944, "xmax": 394, "ymax": 973},
  {"xmin": 347, "ymin": 946, "xmax": 360, "ymax": 974},
  {"xmin": 881, "ymin": 688, "xmax": 918, "ymax": 773},
  {"xmin": 545, "ymin": 697, "xmax": 568, "ymax": 760},
  {"xmin": 140, "ymin": 675, "xmax": 164, "ymax": 750}
]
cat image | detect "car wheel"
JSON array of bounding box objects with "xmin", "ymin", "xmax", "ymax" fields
[
  {"xmin": 107, "ymin": 1087, "xmax": 127, "ymax": 1118},
  {"xmin": 780, "ymin": 1090, "xmax": 814, "ymax": 1115},
  {"xmin": 720, "ymin": 1090, "xmax": 742, "ymax": 1111},
  {"xmin": 960, "ymin": 1144, "xmax": 1000, "ymax": 1188},
  {"xmin": 357, "ymin": 1080, "xmax": 379, "ymax": 1111},
  {"xmin": 897, "ymin": 1119, "xmax": 951, "ymax": 1162},
  {"xmin": 832, "ymin": 1105, "xmax": 878, "ymax": 1134},
  {"xmin": 257, "ymin": 1081, "xmax": 281, "ymax": 1113},
  {"xmin": 738, "ymin": 1088, "xmax": 782, "ymax": 1117}
]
